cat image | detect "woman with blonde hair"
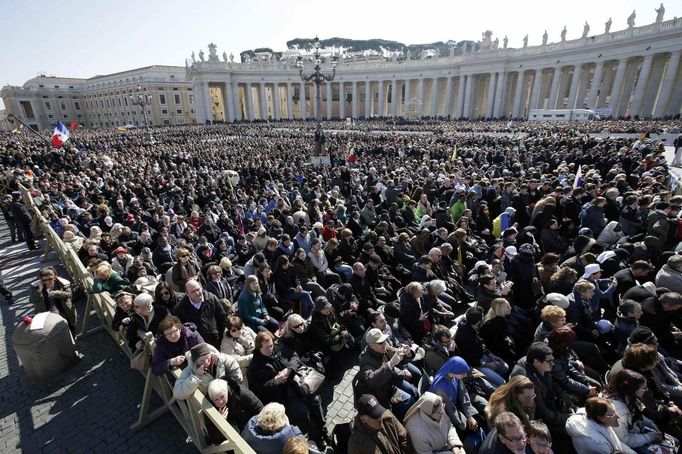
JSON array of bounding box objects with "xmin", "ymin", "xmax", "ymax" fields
[
  {"xmin": 92, "ymin": 262, "xmax": 130, "ymax": 295},
  {"xmin": 479, "ymin": 298, "xmax": 516, "ymax": 366},
  {"xmin": 485, "ymin": 375, "xmax": 536, "ymax": 427}
]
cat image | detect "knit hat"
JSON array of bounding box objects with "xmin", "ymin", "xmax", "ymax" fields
[
  {"xmin": 546, "ymin": 293, "xmax": 570, "ymax": 309},
  {"xmin": 190, "ymin": 343, "xmax": 212, "ymax": 363},
  {"xmin": 628, "ymin": 326, "xmax": 657, "ymax": 345},
  {"xmin": 314, "ymin": 296, "xmax": 332, "ymax": 311}
]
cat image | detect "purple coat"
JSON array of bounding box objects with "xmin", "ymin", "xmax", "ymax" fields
[{"xmin": 152, "ymin": 323, "xmax": 204, "ymax": 376}]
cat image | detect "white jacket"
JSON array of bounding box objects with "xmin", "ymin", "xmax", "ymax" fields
[
  {"xmin": 610, "ymin": 398, "xmax": 660, "ymax": 449},
  {"xmin": 220, "ymin": 326, "xmax": 256, "ymax": 380},
  {"xmin": 565, "ymin": 408, "xmax": 636, "ymax": 454},
  {"xmin": 172, "ymin": 344, "xmax": 242, "ymax": 400}
]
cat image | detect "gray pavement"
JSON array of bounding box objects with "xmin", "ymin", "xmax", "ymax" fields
[{"xmin": 0, "ymin": 223, "xmax": 359, "ymax": 453}]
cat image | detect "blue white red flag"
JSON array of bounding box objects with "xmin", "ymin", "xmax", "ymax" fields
[{"xmin": 51, "ymin": 121, "xmax": 70, "ymax": 148}]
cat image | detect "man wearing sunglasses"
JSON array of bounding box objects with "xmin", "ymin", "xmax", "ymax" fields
[{"xmin": 510, "ymin": 342, "xmax": 574, "ymax": 438}]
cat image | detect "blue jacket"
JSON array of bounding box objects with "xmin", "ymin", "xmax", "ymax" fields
[
  {"xmin": 237, "ymin": 291, "xmax": 269, "ymax": 331},
  {"xmin": 240, "ymin": 416, "xmax": 302, "ymax": 454}
]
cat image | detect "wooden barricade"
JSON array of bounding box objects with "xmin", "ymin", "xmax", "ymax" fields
[{"xmin": 17, "ymin": 184, "xmax": 254, "ymax": 454}]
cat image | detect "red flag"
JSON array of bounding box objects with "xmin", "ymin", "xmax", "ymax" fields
[{"xmin": 69, "ymin": 121, "xmax": 79, "ymax": 131}]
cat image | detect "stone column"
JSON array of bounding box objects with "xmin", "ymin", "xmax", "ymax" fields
[
  {"xmin": 587, "ymin": 61, "xmax": 604, "ymax": 109},
  {"xmin": 512, "ymin": 71, "xmax": 525, "ymax": 118},
  {"xmin": 528, "ymin": 69, "xmax": 543, "ymax": 111},
  {"xmin": 485, "ymin": 73, "xmax": 496, "ymax": 118},
  {"xmin": 654, "ymin": 51, "xmax": 681, "ymax": 118},
  {"xmin": 378, "ymin": 80, "xmax": 385, "ymax": 116},
  {"xmin": 391, "ymin": 80, "xmax": 399, "ymax": 117},
  {"xmin": 300, "ymin": 82, "xmax": 307, "ymax": 120},
  {"xmin": 259, "ymin": 83, "xmax": 268, "ymax": 119},
  {"xmin": 231, "ymin": 81, "xmax": 242, "ymax": 121},
  {"xmin": 364, "ymin": 80, "xmax": 371, "ymax": 118},
  {"xmin": 430, "ymin": 78, "xmax": 440, "ymax": 116},
  {"xmin": 225, "ymin": 80, "xmax": 236, "ymax": 122},
  {"xmin": 455, "ymin": 75, "xmax": 466, "ymax": 118},
  {"xmin": 403, "ymin": 79, "xmax": 412, "ymax": 116},
  {"xmin": 286, "ymin": 83, "xmax": 294, "ymax": 119},
  {"xmin": 352, "ymin": 81, "xmax": 358, "ymax": 118},
  {"xmin": 272, "ymin": 83, "xmax": 281, "ymax": 120},
  {"xmin": 444, "ymin": 76, "xmax": 453, "ymax": 117},
  {"xmin": 547, "ymin": 67, "xmax": 561, "ymax": 110},
  {"xmin": 493, "ymin": 72, "xmax": 506, "ymax": 118},
  {"xmin": 418, "ymin": 78, "xmax": 425, "ymax": 115},
  {"xmin": 326, "ymin": 82, "xmax": 333, "ymax": 119},
  {"xmin": 608, "ymin": 59, "xmax": 628, "ymax": 116},
  {"xmin": 339, "ymin": 82, "xmax": 346, "ymax": 119},
  {"xmin": 245, "ymin": 82, "xmax": 255, "ymax": 121},
  {"xmin": 630, "ymin": 55, "xmax": 654, "ymax": 117},
  {"xmin": 566, "ymin": 64, "xmax": 582, "ymax": 110},
  {"xmin": 462, "ymin": 74, "xmax": 474, "ymax": 118}
]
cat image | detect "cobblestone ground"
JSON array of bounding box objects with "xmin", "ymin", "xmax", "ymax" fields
[{"xmin": 0, "ymin": 223, "xmax": 359, "ymax": 453}]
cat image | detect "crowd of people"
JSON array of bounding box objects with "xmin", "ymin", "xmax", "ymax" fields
[{"xmin": 3, "ymin": 118, "xmax": 682, "ymax": 454}]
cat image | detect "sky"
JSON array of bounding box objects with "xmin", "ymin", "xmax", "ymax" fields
[{"xmin": 1, "ymin": 0, "xmax": 679, "ymax": 109}]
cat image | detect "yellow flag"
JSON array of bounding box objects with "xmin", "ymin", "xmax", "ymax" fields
[{"xmin": 451, "ymin": 146, "xmax": 457, "ymax": 161}]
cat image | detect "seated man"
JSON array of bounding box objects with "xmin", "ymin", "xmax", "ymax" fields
[
  {"xmin": 348, "ymin": 394, "xmax": 410, "ymax": 454},
  {"xmin": 173, "ymin": 343, "xmax": 242, "ymax": 400},
  {"xmin": 510, "ymin": 342, "xmax": 574, "ymax": 436},
  {"xmin": 355, "ymin": 329, "xmax": 416, "ymax": 420},
  {"xmin": 206, "ymin": 378, "xmax": 262, "ymax": 439},
  {"xmin": 479, "ymin": 411, "xmax": 529, "ymax": 454},
  {"xmin": 639, "ymin": 291, "xmax": 682, "ymax": 358}
]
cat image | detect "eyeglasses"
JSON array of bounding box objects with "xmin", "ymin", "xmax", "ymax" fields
[
  {"xmin": 229, "ymin": 327, "xmax": 241, "ymax": 332},
  {"xmin": 293, "ymin": 323, "xmax": 304, "ymax": 329},
  {"xmin": 164, "ymin": 329, "xmax": 180, "ymax": 337},
  {"xmin": 501, "ymin": 433, "xmax": 527, "ymax": 443},
  {"xmin": 178, "ymin": 255, "xmax": 189, "ymax": 258},
  {"xmin": 544, "ymin": 358, "xmax": 555, "ymax": 365}
]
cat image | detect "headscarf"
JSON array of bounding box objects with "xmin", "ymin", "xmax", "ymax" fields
[
  {"xmin": 429, "ymin": 356, "xmax": 469, "ymax": 402},
  {"xmin": 403, "ymin": 391, "xmax": 442, "ymax": 421},
  {"xmin": 403, "ymin": 392, "xmax": 454, "ymax": 451}
]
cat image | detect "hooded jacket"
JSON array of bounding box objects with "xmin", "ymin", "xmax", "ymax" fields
[{"xmin": 403, "ymin": 392, "xmax": 463, "ymax": 454}]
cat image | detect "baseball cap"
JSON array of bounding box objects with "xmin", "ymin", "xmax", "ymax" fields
[
  {"xmin": 365, "ymin": 328, "xmax": 389, "ymax": 344},
  {"xmin": 581, "ymin": 263, "xmax": 602, "ymax": 279},
  {"xmin": 356, "ymin": 394, "xmax": 387, "ymax": 419}
]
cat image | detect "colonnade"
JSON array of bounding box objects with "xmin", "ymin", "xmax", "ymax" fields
[{"xmin": 201, "ymin": 49, "xmax": 681, "ymax": 121}]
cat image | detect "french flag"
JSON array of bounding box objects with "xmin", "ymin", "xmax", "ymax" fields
[{"xmin": 51, "ymin": 121, "xmax": 70, "ymax": 148}]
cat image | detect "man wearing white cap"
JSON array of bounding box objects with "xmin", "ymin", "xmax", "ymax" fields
[{"xmin": 580, "ymin": 263, "xmax": 617, "ymax": 316}]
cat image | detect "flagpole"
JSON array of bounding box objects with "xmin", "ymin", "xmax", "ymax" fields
[{"xmin": 7, "ymin": 114, "xmax": 53, "ymax": 148}]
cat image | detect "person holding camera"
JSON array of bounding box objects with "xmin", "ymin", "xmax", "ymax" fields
[{"xmin": 173, "ymin": 342, "xmax": 242, "ymax": 400}]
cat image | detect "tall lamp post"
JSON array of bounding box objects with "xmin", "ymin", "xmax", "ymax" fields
[
  {"xmin": 131, "ymin": 84, "xmax": 154, "ymax": 144},
  {"xmin": 296, "ymin": 37, "xmax": 338, "ymax": 155}
]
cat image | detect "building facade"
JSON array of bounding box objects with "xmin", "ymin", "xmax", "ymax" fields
[
  {"xmin": 0, "ymin": 66, "xmax": 196, "ymax": 131},
  {"xmin": 188, "ymin": 17, "xmax": 682, "ymax": 122}
]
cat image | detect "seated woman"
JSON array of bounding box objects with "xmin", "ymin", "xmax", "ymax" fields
[
  {"xmin": 403, "ymin": 391, "xmax": 465, "ymax": 454},
  {"xmin": 485, "ymin": 375, "xmax": 536, "ymax": 428},
  {"xmin": 247, "ymin": 332, "xmax": 328, "ymax": 449},
  {"xmin": 171, "ymin": 247, "xmax": 200, "ymax": 291},
  {"xmin": 152, "ymin": 315, "xmax": 204, "ymax": 378},
  {"xmin": 92, "ymin": 262, "xmax": 130, "ymax": 295},
  {"xmin": 237, "ymin": 276, "xmax": 279, "ymax": 333},
  {"xmin": 308, "ymin": 239, "xmax": 341, "ymax": 287},
  {"xmin": 566, "ymin": 397, "xmax": 634, "ymax": 454},
  {"xmin": 126, "ymin": 293, "xmax": 169, "ymax": 351},
  {"xmin": 290, "ymin": 248, "xmax": 327, "ymax": 297},
  {"xmin": 429, "ymin": 356, "xmax": 485, "ymax": 453},
  {"xmin": 546, "ymin": 326, "xmax": 600, "ymax": 406},
  {"xmin": 241, "ymin": 402, "xmax": 324, "ymax": 454},
  {"xmin": 605, "ymin": 369, "xmax": 668, "ymax": 454},
  {"xmin": 399, "ymin": 281, "xmax": 437, "ymax": 345},
  {"xmin": 256, "ymin": 264, "xmax": 288, "ymax": 321},
  {"xmin": 323, "ymin": 238, "xmax": 353, "ymax": 281},
  {"xmin": 220, "ymin": 315, "xmax": 256, "ymax": 385},
  {"xmin": 272, "ymin": 255, "xmax": 315, "ymax": 319},
  {"xmin": 479, "ymin": 298, "xmax": 517, "ymax": 367},
  {"xmin": 206, "ymin": 378, "xmax": 262, "ymax": 439},
  {"xmin": 111, "ymin": 291, "xmax": 134, "ymax": 333},
  {"xmin": 153, "ymin": 281, "xmax": 184, "ymax": 313},
  {"xmin": 308, "ymin": 296, "xmax": 354, "ymax": 356}
]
